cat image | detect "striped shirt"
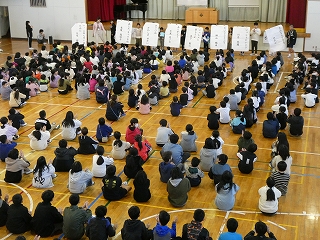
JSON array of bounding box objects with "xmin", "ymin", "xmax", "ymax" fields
[{"xmin": 271, "ymin": 171, "xmax": 290, "ymax": 196}]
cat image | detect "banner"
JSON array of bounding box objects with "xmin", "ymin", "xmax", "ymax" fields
[
  {"xmin": 115, "ymin": 20, "xmax": 133, "ymax": 44},
  {"xmin": 265, "ymin": 25, "xmax": 287, "ymax": 52},
  {"xmin": 164, "ymin": 23, "xmax": 182, "ymax": 48},
  {"xmin": 71, "ymin": 23, "xmax": 87, "ymax": 45},
  {"xmin": 210, "ymin": 25, "xmax": 228, "ymax": 50},
  {"xmin": 184, "ymin": 25, "xmax": 203, "ymax": 51},
  {"xmin": 142, "ymin": 22, "xmax": 160, "ymax": 47},
  {"xmin": 231, "ymin": 26, "xmax": 250, "ymax": 51}
]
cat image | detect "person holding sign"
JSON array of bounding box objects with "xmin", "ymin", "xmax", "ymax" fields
[
  {"xmin": 286, "ymin": 25, "xmax": 297, "ymax": 58},
  {"xmin": 203, "ymin": 27, "xmax": 210, "ymax": 51},
  {"xmin": 250, "ymin": 22, "xmax": 261, "ymax": 56},
  {"xmin": 93, "ymin": 18, "xmax": 106, "ymax": 44}
]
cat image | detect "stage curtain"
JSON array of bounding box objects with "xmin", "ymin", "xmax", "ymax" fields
[
  {"xmin": 260, "ymin": 0, "xmax": 287, "ymax": 23},
  {"xmin": 88, "ymin": 0, "xmax": 125, "ymax": 21},
  {"xmin": 209, "ymin": 0, "xmax": 228, "ymax": 21},
  {"xmin": 286, "ymin": 0, "xmax": 307, "ymax": 28}
]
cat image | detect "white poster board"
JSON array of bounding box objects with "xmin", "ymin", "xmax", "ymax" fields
[
  {"xmin": 184, "ymin": 25, "xmax": 203, "ymax": 51},
  {"xmin": 265, "ymin": 25, "xmax": 287, "ymax": 52},
  {"xmin": 115, "ymin": 20, "xmax": 133, "ymax": 44},
  {"xmin": 231, "ymin": 26, "xmax": 250, "ymax": 51},
  {"xmin": 71, "ymin": 23, "xmax": 87, "ymax": 45},
  {"xmin": 263, "ymin": 31, "xmax": 268, "ymax": 44},
  {"xmin": 164, "ymin": 23, "xmax": 182, "ymax": 48},
  {"xmin": 210, "ymin": 25, "xmax": 228, "ymax": 50},
  {"xmin": 142, "ymin": 22, "xmax": 160, "ymax": 47},
  {"xmin": 177, "ymin": 0, "xmax": 207, "ymax": 6}
]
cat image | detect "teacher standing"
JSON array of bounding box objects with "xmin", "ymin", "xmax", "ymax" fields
[
  {"xmin": 93, "ymin": 18, "xmax": 106, "ymax": 44},
  {"xmin": 286, "ymin": 24, "xmax": 297, "ymax": 58},
  {"xmin": 26, "ymin": 21, "xmax": 33, "ymax": 49}
]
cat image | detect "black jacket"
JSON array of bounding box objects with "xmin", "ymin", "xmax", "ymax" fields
[
  {"xmin": 0, "ymin": 199, "xmax": 9, "ymax": 227},
  {"xmin": 53, "ymin": 147, "xmax": 77, "ymax": 172},
  {"xmin": 77, "ymin": 136, "xmax": 98, "ymax": 154},
  {"xmin": 31, "ymin": 202, "xmax": 63, "ymax": 237},
  {"xmin": 244, "ymin": 230, "xmax": 277, "ymax": 240},
  {"xmin": 287, "ymin": 115, "xmax": 304, "ymax": 136},
  {"xmin": 124, "ymin": 155, "xmax": 143, "ymax": 179},
  {"xmin": 86, "ymin": 217, "xmax": 115, "ymax": 240},
  {"xmin": 121, "ymin": 219, "xmax": 152, "ymax": 240},
  {"xmin": 6, "ymin": 203, "xmax": 32, "ymax": 234}
]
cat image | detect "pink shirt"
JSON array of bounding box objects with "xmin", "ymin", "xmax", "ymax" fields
[
  {"xmin": 165, "ymin": 65, "xmax": 174, "ymax": 74},
  {"xmin": 89, "ymin": 79, "xmax": 98, "ymax": 92},
  {"xmin": 26, "ymin": 82, "xmax": 40, "ymax": 97},
  {"xmin": 139, "ymin": 103, "xmax": 151, "ymax": 115}
]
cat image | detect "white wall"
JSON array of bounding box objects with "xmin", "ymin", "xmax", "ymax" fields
[
  {"xmin": 0, "ymin": 0, "xmax": 86, "ymax": 40},
  {"xmin": 305, "ymin": 0, "xmax": 320, "ymax": 52}
]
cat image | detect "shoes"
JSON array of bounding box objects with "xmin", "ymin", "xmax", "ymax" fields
[
  {"xmin": 52, "ymin": 174, "xmax": 57, "ymax": 178},
  {"xmin": 287, "ymin": 54, "xmax": 291, "ymax": 58},
  {"xmin": 24, "ymin": 168, "xmax": 33, "ymax": 175},
  {"xmin": 20, "ymin": 123, "xmax": 27, "ymax": 127},
  {"xmin": 109, "ymin": 133, "xmax": 114, "ymax": 137},
  {"xmin": 120, "ymin": 113, "xmax": 126, "ymax": 117},
  {"xmin": 91, "ymin": 181, "xmax": 95, "ymax": 186},
  {"xmin": 122, "ymin": 181, "xmax": 128, "ymax": 185},
  {"xmin": 77, "ymin": 131, "xmax": 81, "ymax": 135},
  {"xmin": 55, "ymin": 124, "xmax": 60, "ymax": 130},
  {"xmin": 13, "ymin": 135, "xmax": 19, "ymax": 140},
  {"xmin": 29, "ymin": 47, "xmax": 34, "ymax": 50},
  {"xmin": 47, "ymin": 139, "xmax": 52, "ymax": 143},
  {"xmin": 250, "ymin": 53, "xmax": 254, "ymax": 56}
]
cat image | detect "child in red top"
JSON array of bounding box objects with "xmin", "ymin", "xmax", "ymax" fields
[
  {"xmin": 133, "ymin": 134, "xmax": 152, "ymax": 161},
  {"xmin": 125, "ymin": 118, "xmax": 142, "ymax": 145}
]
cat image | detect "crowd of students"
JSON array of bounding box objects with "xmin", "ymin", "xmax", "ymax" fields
[{"xmin": 0, "ymin": 31, "xmax": 319, "ymax": 239}]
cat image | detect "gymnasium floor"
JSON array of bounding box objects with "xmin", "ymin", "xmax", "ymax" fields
[{"xmin": 0, "ymin": 30, "xmax": 320, "ymax": 240}]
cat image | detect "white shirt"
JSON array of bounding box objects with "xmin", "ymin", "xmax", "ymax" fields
[
  {"xmin": 216, "ymin": 107, "xmax": 231, "ymax": 123},
  {"xmin": 250, "ymin": 27, "xmax": 261, "ymax": 41},
  {"xmin": 301, "ymin": 93, "xmax": 317, "ymax": 107},
  {"xmin": 258, "ymin": 186, "xmax": 281, "ymax": 213},
  {"xmin": 92, "ymin": 155, "xmax": 114, "ymax": 177},
  {"xmin": 156, "ymin": 127, "xmax": 174, "ymax": 144},
  {"xmin": 61, "ymin": 119, "xmax": 82, "ymax": 140}
]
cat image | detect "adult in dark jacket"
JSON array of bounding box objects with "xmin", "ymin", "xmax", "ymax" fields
[
  {"xmin": 182, "ymin": 209, "xmax": 212, "ymax": 240},
  {"xmin": 133, "ymin": 170, "xmax": 151, "ymax": 202},
  {"xmin": 121, "ymin": 206, "xmax": 152, "ymax": 240},
  {"xmin": 0, "ymin": 189, "xmax": 9, "ymax": 227},
  {"xmin": 102, "ymin": 165, "xmax": 132, "ymax": 201},
  {"xmin": 53, "ymin": 139, "xmax": 77, "ymax": 172},
  {"xmin": 262, "ymin": 112, "xmax": 279, "ymax": 138},
  {"xmin": 244, "ymin": 221, "xmax": 277, "ymax": 240},
  {"xmin": 31, "ymin": 190, "xmax": 63, "ymax": 237},
  {"xmin": 287, "ymin": 108, "xmax": 304, "ymax": 136},
  {"xmin": 6, "ymin": 194, "xmax": 32, "ymax": 234},
  {"xmin": 86, "ymin": 205, "xmax": 116, "ymax": 240},
  {"xmin": 124, "ymin": 147, "xmax": 143, "ymax": 179}
]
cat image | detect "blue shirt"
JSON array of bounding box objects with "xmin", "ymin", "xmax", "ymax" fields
[
  {"xmin": 162, "ymin": 143, "xmax": 183, "ymax": 165},
  {"xmin": 219, "ymin": 231, "xmax": 242, "ymax": 240},
  {"xmin": 0, "ymin": 142, "xmax": 17, "ymax": 161}
]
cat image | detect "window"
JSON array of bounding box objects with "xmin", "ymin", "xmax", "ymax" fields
[{"xmin": 30, "ymin": 0, "xmax": 46, "ymax": 7}]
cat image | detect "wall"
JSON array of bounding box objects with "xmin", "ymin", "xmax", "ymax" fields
[
  {"xmin": 304, "ymin": 0, "xmax": 320, "ymax": 51},
  {"xmin": 0, "ymin": 0, "xmax": 86, "ymax": 40}
]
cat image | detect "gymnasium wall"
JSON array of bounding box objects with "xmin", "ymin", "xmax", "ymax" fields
[
  {"xmin": 304, "ymin": 0, "xmax": 320, "ymax": 52},
  {"xmin": 0, "ymin": 0, "xmax": 86, "ymax": 40}
]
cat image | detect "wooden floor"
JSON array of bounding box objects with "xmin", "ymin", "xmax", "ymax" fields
[{"xmin": 0, "ymin": 23, "xmax": 320, "ymax": 240}]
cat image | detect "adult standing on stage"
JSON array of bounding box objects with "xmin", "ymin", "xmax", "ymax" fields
[
  {"xmin": 250, "ymin": 22, "xmax": 261, "ymax": 56},
  {"xmin": 26, "ymin": 21, "xmax": 33, "ymax": 50},
  {"xmin": 181, "ymin": 25, "xmax": 186, "ymax": 50},
  {"xmin": 110, "ymin": 21, "xmax": 116, "ymax": 45},
  {"xmin": 93, "ymin": 17, "xmax": 106, "ymax": 44},
  {"xmin": 286, "ymin": 24, "xmax": 297, "ymax": 58}
]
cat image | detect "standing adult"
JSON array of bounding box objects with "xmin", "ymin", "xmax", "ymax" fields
[
  {"xmin": 286, "ymin": 24, "xmax": 297, "ymax": 58},
  {"xmin": 26, "ymin": 21, "xmax": 33, "ymax": 49},
  {"xmin": 133, "ymin": 23, "xmax": 142, "ymax": 47},
  {"xmin": 110, "ymin": 21, "xmax": 116, "ymax": 45},
  {"xmin": 250, "ymin": 22, "xmax": 261, "ymax": 56},
  {"xmin": 180, "ymin": 25, "xmax": 186, "ymax": 50},
  {"xmin": 93, "ymin": 18, "xmax": 106, "ymax": 44}
]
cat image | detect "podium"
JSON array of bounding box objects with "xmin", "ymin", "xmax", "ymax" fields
[{"xmin": 185, "ymin": 8, "xmax": 219, "ymax": 24}]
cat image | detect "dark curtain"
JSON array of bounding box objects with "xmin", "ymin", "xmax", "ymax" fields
[
  {"xmin": 87, "ymin": 0, "xmax": 126, "ymax": 21},
  {"xmin": 286, "ymin": 0, "xmax": 307, "ymax": 28}
]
